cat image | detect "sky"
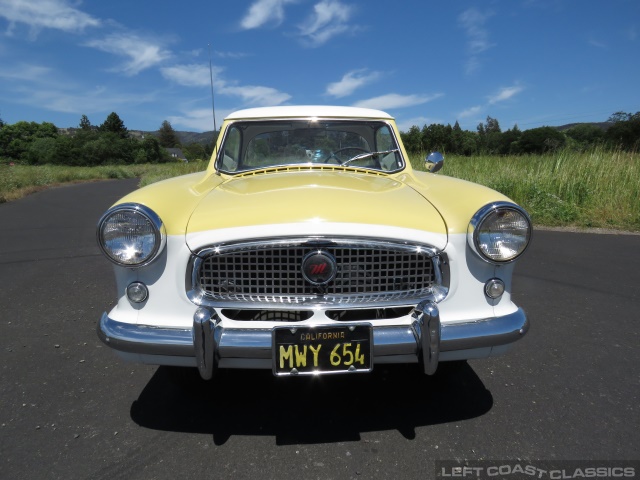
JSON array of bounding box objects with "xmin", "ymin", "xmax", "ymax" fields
[{"xmin": 0, "ymin": 0, "xmax": 638, "ymax": 133}]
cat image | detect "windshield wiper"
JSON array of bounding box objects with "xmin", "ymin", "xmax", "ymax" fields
[{"xmin": 342, "ymin": 149, "xmax": 399, "ymax": 166}]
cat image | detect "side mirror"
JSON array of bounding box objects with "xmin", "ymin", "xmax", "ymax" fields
[{"xmin": 425, "ymin": 152, "xmax": 444, "ymax": 173}]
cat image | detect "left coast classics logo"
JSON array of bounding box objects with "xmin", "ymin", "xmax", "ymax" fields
[{"xmin": 302, "ymin": 250, "xmax": 337, "ymax": 285}]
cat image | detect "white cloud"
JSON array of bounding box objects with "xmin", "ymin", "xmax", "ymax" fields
[
  {"xmin": 0, "ymin": 63, "xmax": 51, "ymax": 81},
  {"xmin": 214, "ymin": 51, "xmax": 250, "ymax": 59},
  {"xmin": 588, "ymin": 39, "xmax": 606, "ymax": 49},
  {"xmin": 458, "ymin": 8, "xmax": 494, "ymax": 74},
  {"xmin": 161, "ymin": 64, "xmax": 225, "ymax": 88},
  {"xmin": 464, "ymin": 57, "xmax": 480, "ymax": 76},
  {"xmin": 85, "ymin": 33, "xmax": 172, "ymax": 76},
  {"xmin": 35, "ymin": 88, "xmax": 157, "ymax": 114},
  {"xmin": 168, "ymin": 108, "xmax": 229, "ymax": 132},
  {"xmin": 240, "ymin": 0, "xmax": 296, "ymax": 29},
  {"xmin": 5, "ymin": 82, "xmax": 157, "ymax": 114},
  {"xmin": 326, "ymin": 69, "xmax": 381, "ymax": 98},
  {"xmin": 458, "ymin": 105, "xmax": 482, "ymax": 119},
  {"xmin": 458, "ymin": 84, "xmax": 524, "ymax": 121},
  {"xmin": 488, "ymin": 85, "xmax": 524, "ymax": 104},
  {"xmin": 220, "ymin": 85, "xmax": 291, "ymax": 107},
  {"xmin": 458, "ymin": 8, "xmax": 494, "ymax": 53},
  {"xmin": 160, "ymin": 62, "xmax": 290, "ymax": 109},
  {"xmin": 0, "ymin": 0, "xmax": 100, "ymax": 36},
  {"xmin": 298, "ymin": 0, "xmax": 354, "ymax": 46},
  {"xmin": 353, "ymin": 93, "xmax": 443, "ymax": 110}
]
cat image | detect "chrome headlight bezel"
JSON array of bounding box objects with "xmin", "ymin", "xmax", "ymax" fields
[
  {"xmin": 467, "ymin": 202, "xmax": 532, "ymax": 264},
  {"xmin": 96, "ymin": 203, "xmax": 166, "ymax": 268}
]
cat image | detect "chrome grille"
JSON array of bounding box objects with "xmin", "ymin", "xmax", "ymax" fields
[{"xmin": 191, "ymin": 238, "xmax": 440, "ymax": 305}]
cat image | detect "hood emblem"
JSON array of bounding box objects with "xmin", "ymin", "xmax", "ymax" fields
[{"xmin": 302, "ymin": 250, "xmax": 337, "ymax": 286}]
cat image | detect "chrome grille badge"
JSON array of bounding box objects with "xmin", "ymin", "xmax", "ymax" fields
[{"xmin": 301, "ymin": 250, "xmax": 338, "ymax": 286}]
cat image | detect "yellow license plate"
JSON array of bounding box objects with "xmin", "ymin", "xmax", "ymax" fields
[{"xmin": 273, "ymin": 325, "xmax": 372, "ymax": 376}]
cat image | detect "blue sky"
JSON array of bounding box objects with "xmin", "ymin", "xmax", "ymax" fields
[{"xmin": 0, "ymin": 0, "xmax": 638, "ymax": 133}]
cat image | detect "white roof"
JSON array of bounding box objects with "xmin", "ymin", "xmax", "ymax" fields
[{"xmin": 225, "ymin": 105, "xmax": 394, "ymax": 121}]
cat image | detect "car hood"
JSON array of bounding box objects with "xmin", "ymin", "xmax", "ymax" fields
[{"xmin": 185, "ymin": 170, "xmax": 447, "ymax": 247}]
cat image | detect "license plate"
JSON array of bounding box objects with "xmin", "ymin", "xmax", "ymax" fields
[{"xmin": 273, "ymin": 324, "xmax": 372, "ymax": 376}]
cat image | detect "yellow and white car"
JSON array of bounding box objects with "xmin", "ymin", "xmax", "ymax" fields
[{"xmin": 96, "ymin": 106, "xmax": 531, "ymax": 379}]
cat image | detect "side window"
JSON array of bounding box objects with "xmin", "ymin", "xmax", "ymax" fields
[
  {"xmin": 375, "ymin": 125, "xmax": 400, "ymax": 171},
  {"xmin": 222, "ymin": 126, "xmax": 240, "ymax": 171}
]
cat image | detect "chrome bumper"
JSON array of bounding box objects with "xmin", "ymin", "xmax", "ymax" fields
[{"xmin": 97, "ymin": 304, "xmax": 528, "ymax": 379}]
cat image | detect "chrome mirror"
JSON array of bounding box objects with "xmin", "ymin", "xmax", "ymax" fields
[{"xmin": 425, "ymin": 152, "xmax": 444, "ymax": 173}]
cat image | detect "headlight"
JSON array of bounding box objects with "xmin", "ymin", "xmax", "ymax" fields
[
  {"xmin": 468, "ymin": 202, "xmax": 531, "ymax": 263},
  {"xmin": 97, "ymin": 203, "xmax": 166, "ymax": 267}
]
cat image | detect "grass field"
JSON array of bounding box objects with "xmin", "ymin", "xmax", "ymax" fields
[
  {"xmin": 2, "ymin": 148, "xmax": 638, "ymax": 231},
  {"xmin": 410, "ymin": 148, "xmax": 640, "ymax": 231}
]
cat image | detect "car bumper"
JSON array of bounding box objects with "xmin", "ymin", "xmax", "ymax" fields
[{"xmin": 97, "ymin": 303, "xmax": 528, "ymax": 379}]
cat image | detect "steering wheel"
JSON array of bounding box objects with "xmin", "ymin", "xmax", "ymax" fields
[{"xmin": 322, "ymin": 147, "xmax": 369, "ymax": 164}]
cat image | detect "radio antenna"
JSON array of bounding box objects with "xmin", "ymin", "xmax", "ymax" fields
[{"xmin": 208, "ymin": 43, "xmax": 217, "ymax": 133}]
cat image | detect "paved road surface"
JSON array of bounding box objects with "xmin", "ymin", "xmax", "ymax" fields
[{"xmin": 0, "ymin": 180, "xmax": 638, "ymax": 479}]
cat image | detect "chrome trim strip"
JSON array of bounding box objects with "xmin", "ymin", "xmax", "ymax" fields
[
  {"xmin": 440, "ymin": 308, "xmax": 529, "ymax": 351},
  {"xmin": 98, "ymin": 308, "xmax": 528, "ymax": 367},
  {"xmin": 219, "ymin": 328, "xmax": 272, "ymax": 358},
  {"xmin": 97, "ymin": 312, "xmax": 193, "ymax": 357},
  {"xmin": 372, "ymin": 326, "xmax": 418, "ymax": 356},
  {"xmin": 194, "ymin": 236, "xmax": 441, "ymax": 257}
]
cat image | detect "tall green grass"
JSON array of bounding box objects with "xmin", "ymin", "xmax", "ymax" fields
[{"xmin": 411, "ymin": 148, "xmax": 640, "ymax": 231}]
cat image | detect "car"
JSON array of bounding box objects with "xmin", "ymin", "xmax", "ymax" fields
[{"xmin": 96, "ymin": 105, "xmax": 531, "ymax": 379}]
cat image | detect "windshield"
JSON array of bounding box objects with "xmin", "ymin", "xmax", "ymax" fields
[{"xmin": 217, "ymin": 120, "xmax": 404, "ymax": 174}]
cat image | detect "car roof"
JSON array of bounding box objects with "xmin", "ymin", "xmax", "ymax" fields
[{"xmin": 224, "ymin": 105, "xmax": 395, "ymax": 121}]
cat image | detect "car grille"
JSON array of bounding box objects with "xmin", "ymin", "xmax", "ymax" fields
[{"xmin": 190, "ymin": 238, "xmax": 441, "ymax": 306}]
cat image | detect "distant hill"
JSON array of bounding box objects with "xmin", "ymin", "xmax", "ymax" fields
[
  {"xmin": 554, "ymin": 122, "xmax": 612, "ymax": 132},
  {"xmin": 130, "ymin": 129, "xmax": 216, "ymax": 146},
  {"xmin": 58, "ymin": 127, "xmax": 216, "ymax": 147}
]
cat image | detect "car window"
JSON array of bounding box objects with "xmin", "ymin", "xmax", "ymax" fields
[
  {"xmin": 375, "ymin": 125, "xmax": 402, "ymax": 171},
  {"xmin": 218, "ymin": 120, "xmax": 404, "ymax": 174},
  {"xmin": 222, "ymin": 126, "xmax": 240, "ymax": 171}
]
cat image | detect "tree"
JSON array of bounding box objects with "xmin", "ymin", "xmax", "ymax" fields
[
  {"xmin": 182, "ymin": 142, "xmax": 207, "ymax": 161},
  {"xmin": 449, "ymin": 121, "xmax": 463, "ymax": 154},
  {"xmin": 459, "ymin": 130, "xmax": 479, "ymax": 156},
  {"xmin": 99, "ymin": 112, "xmax": 128, "ymax": 138},
  {"xmin": 0, "ymin": 112, "xmax": 4, "ymax": 129},
  {"xmin": 81, "ymin": 133, "xmax": 135, "ymax": 165},
  {"xmin": 519, "ymin": 126, "xmax": 566, "ymax": 154},
  {"xmin": 422, "ymin": 123, "xmax": 452, "ymax": 153},
  {"xmin": 608, "ymin": 112, "xmax": 633, "ymax": 123},
  {"xmin": 157, "ymin": 120, "xmax": 179, "ymax": 148},
  {"xmin": 605, "ymin": 111, "xmax": 640, "ymax": 151},
  {"xmin": 500, "ymin": 125, "xmax": 523, "ymax": 154},
  {"xmin": 25, "ymin": 135, "xmax": 74, "ymax": 165},
  {"xmin": 141, "ymin": 136, "xmax": 165, "ymax": 163},
  {"xmin": 79, "ymin": 115, "xmax": 92, "ymax": 131},
  {"xmin": 476, "ymin": 122, "xmax": 487, "ymax": 153},
  {"xmin": 400, "ymin": 125, "xmax": 423, "ymax": 153},
  {"xmin": 0, "ymin": 121, "xmax": 58, "ymax": 161},
  {"xmin": 566, "ymin": 124, "xmax": 604, "ymax": 148},
  {"xmin": 485, "ymin": 116, "xmax": 501, "ymax": 134}
]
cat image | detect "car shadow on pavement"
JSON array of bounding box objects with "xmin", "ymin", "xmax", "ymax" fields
[{"xmin": 130, "ymin": 362, "xmax": 492, "ymax": 445}]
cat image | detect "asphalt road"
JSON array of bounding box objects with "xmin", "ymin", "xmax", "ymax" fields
[{"xmin": 0, "ymin": 179, "xmax": 638, "ymax": 480}]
